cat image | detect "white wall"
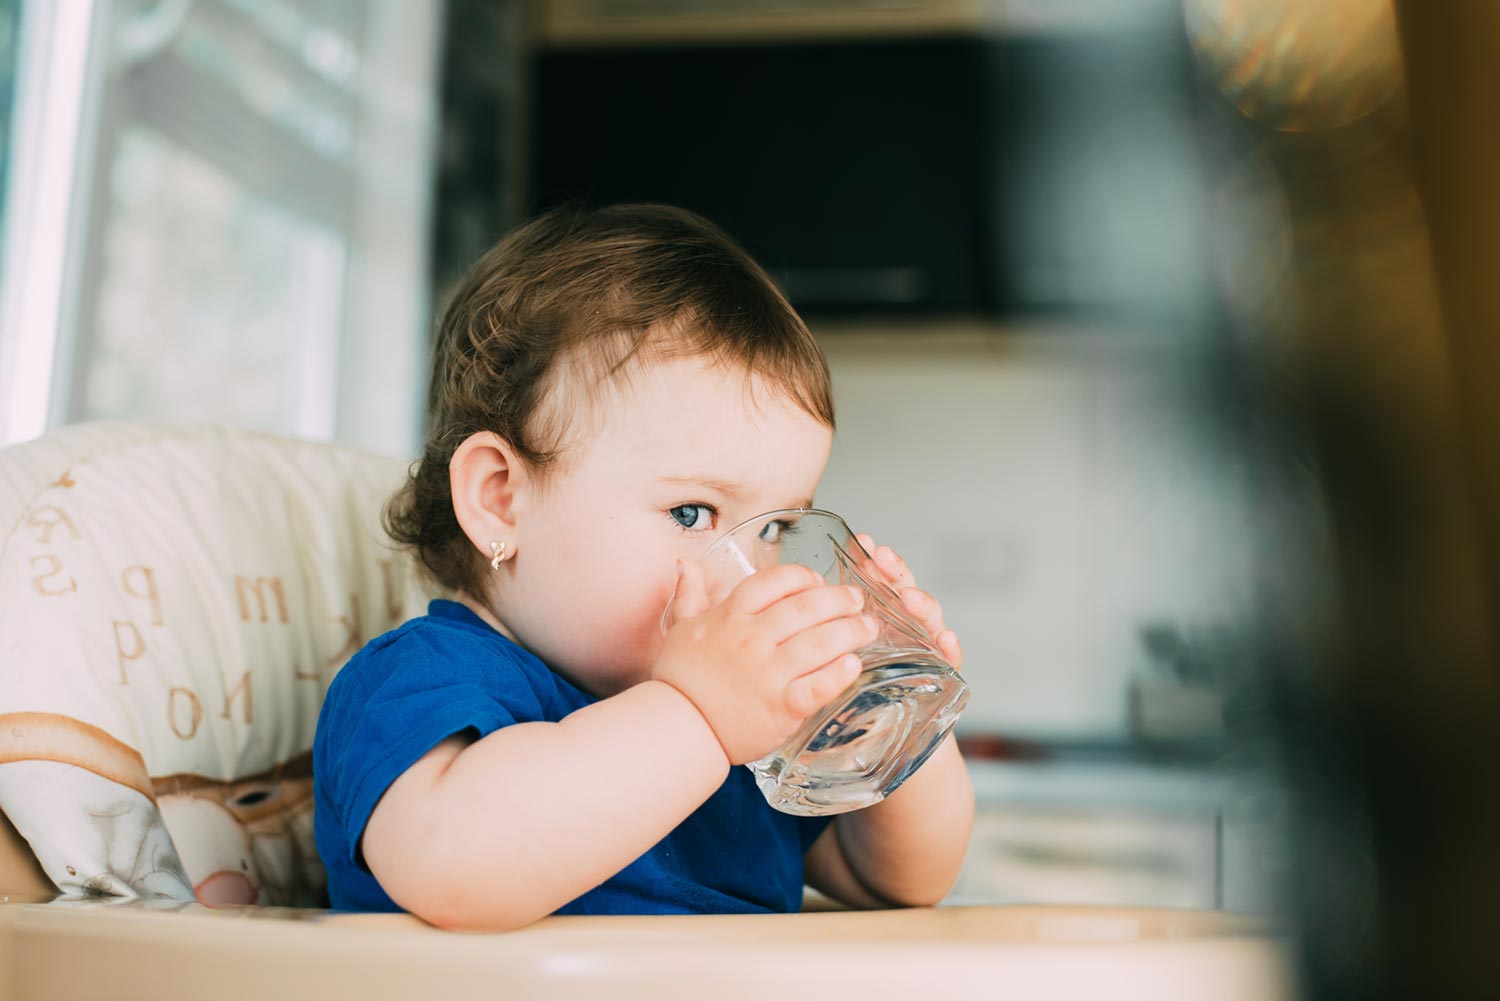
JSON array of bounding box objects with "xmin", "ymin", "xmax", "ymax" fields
[{"xmin": 813, "ymin": 322, "xmax": 1255, "ymax": 739}]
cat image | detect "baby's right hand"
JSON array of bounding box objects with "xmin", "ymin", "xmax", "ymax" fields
[{"xmin": 651, "ymin": 560, "xmax": 876, "ymax": 765}]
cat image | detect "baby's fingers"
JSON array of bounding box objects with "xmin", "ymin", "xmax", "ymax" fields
[
  {"xmin": 779, "ymin": 614, "xmax": 878, "ymax": 677},
  {"xmin": 900, "ymin": 586, "xmax": 947, "ymax": 638},
  {"xmin": 761, "ymin": 583, "xmax": 865, "ymax": 646},
  {"xmin": 852, "ymin": 533, "xmax": 883, "ymax": 581},
  {"xmin": 875, "ymin": 545, "xmax": 918, "ymax": 590},
  {"xmin": 854, "ymin": 534, "xmax": 917, "ymax": 591},
  {"xmin": 671, "ymin": 559, "xmax": 711, "ymax": 621},
  {"xmin": 729, "ymin": 563, "xmax": 823, "ymax": 615},
  {"xmin": 898, "ymin": 586, "xmax": 963, "ymax": 670},
  {"xmin": 784, "ymin": 654, "xmax": 861, "ymax": 718},
  {"xmin": 937, "ymin": 628, "xmax": 964, "ymax": 672}
]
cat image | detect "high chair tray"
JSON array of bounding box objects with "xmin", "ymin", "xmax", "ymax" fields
[{"xmin": 0, "ymin": 899, "xmax": 1290, "ymax": 1001}]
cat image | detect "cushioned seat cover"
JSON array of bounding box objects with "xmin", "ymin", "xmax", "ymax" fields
[{"xmin": 0, "ymin": 423, "xmax": 437, "ymax": 904}]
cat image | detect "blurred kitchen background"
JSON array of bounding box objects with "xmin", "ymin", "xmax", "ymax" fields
[{"xmin": 5, "ymin": 2, "xmax": 1500, "ymax": 996}]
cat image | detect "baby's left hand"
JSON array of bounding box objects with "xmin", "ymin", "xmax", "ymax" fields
[{"xmin": 855, "ymin": 534, "xmax": 963, "ymax": 671}]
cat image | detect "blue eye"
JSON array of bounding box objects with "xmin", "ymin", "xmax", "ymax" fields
[
  {"xmin": 668, "ymin": 504, "xmax": 715, "ymax": 531},
  {"xmin": 759, "ymin": 519, "xmax": 791, "ymax": 543}
]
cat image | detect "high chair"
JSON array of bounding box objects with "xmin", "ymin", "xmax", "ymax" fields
[
  {"xmin": 0, "ymin": 421, "xmax": 435, "ymax": 907},
  {"xmin": 0, "ymin": 422, "xmax": 1291, "ymax": 1001}
]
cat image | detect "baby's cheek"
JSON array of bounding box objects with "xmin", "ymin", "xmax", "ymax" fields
[
  {"xmin": 570, "ymin": 548, "xmax": 679, "ymax": 672},
  {"xmin": 586, "ymin": 595, "xmax": 670, "ymax": 682},
  {"xmin": 629, "ymin": 593, "xmax": 671, "ymax": 664}
]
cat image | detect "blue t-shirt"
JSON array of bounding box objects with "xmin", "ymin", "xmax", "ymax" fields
[{"xmin": 313, "ymin": 599, "xmax": 830, "ymax": 915}]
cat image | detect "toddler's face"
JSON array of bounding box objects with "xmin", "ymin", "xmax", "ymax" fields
[{"xmin": 490, "ymin": 355, "xmax": 833, "ymax": 698}]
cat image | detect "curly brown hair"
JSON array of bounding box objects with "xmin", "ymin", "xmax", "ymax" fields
[{"xmin": 385, "ymin": 203, "xmax": 835, "ymax": 597}]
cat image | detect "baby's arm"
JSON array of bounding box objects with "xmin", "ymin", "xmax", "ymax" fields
[
  {"xmin": 804, "ymin": 540, "xmax": 975, "ymax": 908},
  {"xmin": 804, "ymin": 737, "xmax": 974, "ymax": 907},
  {"xmin": 362, "ymin": 562, "xmax": 874, "ymax": 930},
  {"xmin": 362, "ymin": 679, "xmax": 728, "ymax": 930}
]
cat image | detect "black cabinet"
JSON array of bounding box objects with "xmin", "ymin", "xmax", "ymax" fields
[
  {"xmin": 529, "ymin": 38, "xmax": 995, "ymax": 314},
  {"xmin": 528, "ymin": 15, "xmax": 1200, "ymax": 320}
]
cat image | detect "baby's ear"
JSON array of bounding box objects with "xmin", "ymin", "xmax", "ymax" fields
[{"xmin": 449, "ymin": 431, "xmax": 528, "ymax": 553}]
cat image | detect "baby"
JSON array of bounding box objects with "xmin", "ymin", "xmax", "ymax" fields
[{"xmin": 313, "ymin": 204, "xmax": 974, "ymax": 929}]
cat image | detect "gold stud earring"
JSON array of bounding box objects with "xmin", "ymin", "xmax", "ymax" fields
[{"xmin": 489, "ymin": 540, "xmax": 508, "ymax": 571}]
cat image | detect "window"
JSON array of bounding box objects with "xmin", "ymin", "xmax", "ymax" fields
[{"xmin": 0, "ymin": 0, "xmax": 443, "ymax": 454}]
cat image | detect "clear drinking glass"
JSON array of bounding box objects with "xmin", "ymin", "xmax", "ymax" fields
[{"xmin": 663, "ymin": 509, "xmax": 970, "ymax": 816}]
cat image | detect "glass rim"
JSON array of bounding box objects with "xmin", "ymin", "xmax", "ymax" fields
[{"xmin": 699, "ymin": 507, "xmax": 853, "ymax": 560}]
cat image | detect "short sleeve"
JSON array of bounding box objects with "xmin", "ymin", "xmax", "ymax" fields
[
  {"xmin": 795, "ymin": 815, "xmax": 833, "ymax": 854},
  {"xmin": 314, "ymin": 626, "xmax": 549, "ymax": 871}
]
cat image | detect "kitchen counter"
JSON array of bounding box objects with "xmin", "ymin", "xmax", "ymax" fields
[
  {"xmin": 0, "ymin": 897, "xmax": 1293, "ymax": 1000},
  {"xmin": 954, "ymin": 753, "xmax": 1283, "ymax": 913}
]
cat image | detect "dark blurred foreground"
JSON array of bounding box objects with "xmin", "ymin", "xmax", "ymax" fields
[{"xmin": 1249, "ymin": 2, "xmax": 1500, "ymax": 998}]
